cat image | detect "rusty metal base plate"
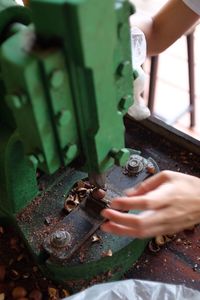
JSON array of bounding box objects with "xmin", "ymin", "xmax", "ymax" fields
[{"xmin": 15, "ymin": 154, "xmax": 158, "ymax": 288}]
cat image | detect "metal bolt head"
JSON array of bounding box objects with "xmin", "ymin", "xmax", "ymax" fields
[
  {"xmin": 6, "ymin": 94, "xmax": 27, "ymax": 109},
  {"xmin": 117, "ymin": 61, "xmax": 131, "ymax": 77},
  {"xmin": 50, "ymin": 229, "xmax": 71, "ymax": 248},
  {"xmin": 118, "ymin": 94, "xmax": 132, "ymax": 112},
  {"xmin": 64, "ymin": 144, "xmax": 78, "ymax": 163},
  {"xmin": 91, "ymin": 188, "xmax": 106, "ymax": 200},
  {"xmin": 57, "ymin": 110, "xmax": 71, "ymax": 126},
  {"xmin": 126, "ymin": 154, "xmax": 144, "ymax": 174},
  {"xmin": 50, "ymin": 70, "xmax": 64, "ymax": 88}
]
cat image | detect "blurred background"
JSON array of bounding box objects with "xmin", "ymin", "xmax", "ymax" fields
[{"xmin": 131, "ymin": 0, "xmax": 200, "ymax": 141}]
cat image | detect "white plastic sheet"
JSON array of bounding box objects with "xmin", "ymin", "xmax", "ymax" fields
[{"xmin": 65, "ymin": 279, "xmax": 200, "ymax": 300}]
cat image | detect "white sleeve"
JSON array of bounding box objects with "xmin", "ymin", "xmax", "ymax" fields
[{"xmin": 182, "ymin": 0, "xmax": 200, "ymax": 15}]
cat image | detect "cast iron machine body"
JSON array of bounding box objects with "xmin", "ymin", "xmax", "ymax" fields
[{"xmin": 0, "ymin": 0, "xmax": 158, "ymax": 289}]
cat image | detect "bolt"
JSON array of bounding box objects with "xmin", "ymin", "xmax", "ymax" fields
[
  {"xmin": 118, "ymin": 94, "xmax": 132, "ymax": 112},
  {"xmin": 64, "ymin": 144, "xmax": 78, "ymax": 163},
  {"xmin": 6, "ymin": 94, "xmax": 28, "ymax": 109},
  {"xmin": 126, "ymin": 155, "xmax": 144, "ymax": 174},
  {"xmin": 50, "ymin": 229, "xmax": 71, "ymax": 248},
  {"xmin": 50, "ymin": 69, "xmax": 64, "ymax": 88},
  {"xmin": 117, "ymin": 61, "xmax": 131, "ymax": 77},
  {"xmin": 56, "ymin": 110, "xmax": 71, "ymax": 126}
]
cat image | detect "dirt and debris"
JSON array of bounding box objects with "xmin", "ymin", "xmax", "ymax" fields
[{"xmin": 0, "ymin": 226, "xmax": 70, "ymax": 299}]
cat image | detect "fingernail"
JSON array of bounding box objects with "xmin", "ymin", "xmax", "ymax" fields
[
  {"xmin": 101, "ymin": 209, "xmax": 106, "ymax": 218},
  {"xmin": 124, "ymin": 188, "xmax": 135, "ymax": 195}
]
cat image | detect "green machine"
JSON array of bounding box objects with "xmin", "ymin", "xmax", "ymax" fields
[{"xmin": 0, "ymin": 0, "xmax": 157, "ymax": 290}]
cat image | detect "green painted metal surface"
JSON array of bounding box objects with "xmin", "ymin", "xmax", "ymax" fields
[
  {"xmin": 0, "ymin": 0, "xmax": 134, "ymax": 214},
  {"xmin": 0, "ymin": 0, "xmax": 147, "ymax": 289}
]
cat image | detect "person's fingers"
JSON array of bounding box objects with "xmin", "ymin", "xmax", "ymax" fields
[
  {"xmin": 101, "ymin": 217, "xmax": 192, "ymax": 238},
  {"xmin": 101, "ymin": 209, "xmax": 170, "ymax": 234},
  {"xmin": 101, "ymin": 206, "xmax": 198, "ymax": 238},
  {"xmin": 101, "ymin": 209, "xmax": 144, "ymax": 228},
  {"xmin": 125, "ymin": 171, "xmax": 173, "ymax": 196},
  {"xmin": 110, "ymin": 183, "xmax": 172, "ymax": 211},
  {"xmin": 101, "ymin": 221, "xmax": 145, "ymax": 238},
  {"xmin": 101, "ymin": 220, "xmax": 174, "ymax": 238}
]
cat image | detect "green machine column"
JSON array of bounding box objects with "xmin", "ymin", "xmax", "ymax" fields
[{"xmin": 30, "ymin": 0, "xmax": 133, "ymax": 174}]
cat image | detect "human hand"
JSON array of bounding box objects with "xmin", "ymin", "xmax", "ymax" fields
[{"xmin": 101, "ymin": 171, "xmax": 200, "ymax": 238}]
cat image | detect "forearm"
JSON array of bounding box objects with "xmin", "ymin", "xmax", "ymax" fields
[{"xmin": 130, "ymin": 0, "xmax": 199, "ymax": 56}]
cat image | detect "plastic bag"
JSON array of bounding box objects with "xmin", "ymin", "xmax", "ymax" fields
[{"xmin": 64, "ymin": 279, "xmax": 200, "ymax": 300}]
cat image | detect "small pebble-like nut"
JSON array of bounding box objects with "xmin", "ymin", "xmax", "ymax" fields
[
  {"xmin": 8, "ymin": 269, "xmax": 20, "ymax": 281},
  {"xmin": 146, "ymin": 164, "xmax": 156, "ymax": 174},
  {"xmin": 91, "ymin": 188, "xmax": 106, "ymax": 200},
  {"xmin": 17, "ymin": 254, "xmax": 24, "ymax": 262},
  {"xmin": 0, "ymin": 293, "xmax": 5, "ymax": 300},
  {"xmin": 60, "ymin": 289, "xmax": 70, "ymax": 298},
  {"xmin": 0, "ymin": 265, "xmax": 6, "ymax": 282},
  {"xmin": 29, "ymin": 289, "xmax": 43, "ymax": 300},
  {"xmin": 12, "ymin": 286, "xmax": 27, "ymax": 299},
  {"xmin": 155, "ymin": 235, "xmax": 165, "ymax": 246},
  {"xmin": 48, "ymin": 287, "xmax": 58, "ymax": 298},
  {"xmin": 102, "ymin": 249, "xmax": 113, "ymax": 257}
]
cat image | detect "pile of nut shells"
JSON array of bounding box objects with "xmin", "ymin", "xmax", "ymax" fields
[
  {"xmin": 63, "ymin": 180, "xmax": 106, "ymax": 214},
  {"xmin": 63, "ymin": 180, "xmax": 92, "ymax": 214}
]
